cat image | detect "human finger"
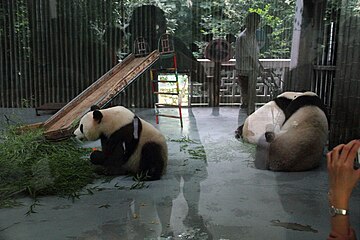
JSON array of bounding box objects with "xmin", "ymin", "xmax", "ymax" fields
[
  {"xmin": 344, "ymin": 140, "xmax": 360, "ymax": 165},
  {"xmin": 338, "ymin": 141, "xmax": 355, "ymax": 163},
  {"xmin": 331, "ymin": 144, "xmax": 344, "ymax": 166},
  {"xmin": 326, "ymin": 151, "xmax": 333, "ymax": 170}
]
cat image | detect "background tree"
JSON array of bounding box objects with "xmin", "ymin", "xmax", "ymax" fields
[{"xmin": 121, "ymin": 0, "xmax": 295, "ymax": 58}]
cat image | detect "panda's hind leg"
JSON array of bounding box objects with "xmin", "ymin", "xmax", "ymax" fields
[{"xmin": 138, "ymin": 142, "xmax": 165, "ymax": 181}]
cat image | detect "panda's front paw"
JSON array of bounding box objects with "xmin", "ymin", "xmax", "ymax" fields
[
  {"xmin": 90, "ymin": 150, "xmax": 106, "ymax": 165},
  {"xmin": 265, "ymin": 131, "xmax": 275, "ymax": 143}
]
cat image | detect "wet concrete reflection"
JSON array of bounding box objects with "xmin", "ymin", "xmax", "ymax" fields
[{"xmin": 1, "ymin": 107, "xmax": 358, "ymax": 240}]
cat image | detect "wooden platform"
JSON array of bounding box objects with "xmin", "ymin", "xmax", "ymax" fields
[{"xmin": 40, "ymin": 51, "xmax": 160, "ymax": 140}]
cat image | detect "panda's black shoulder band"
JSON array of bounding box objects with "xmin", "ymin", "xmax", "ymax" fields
[
  {"xmin": 284, "ymin": 95, "xmax": 327, "ymax": 122},
  {"xmin": 122, "ymin": 115, "xmax": 142, "ymax": 160},
  {"xmin": 103, "ymin": 115, "xmax": 142, "ymax": 163},
  {"xmin": 274, "ymin": 97, "xmax": 292, "ymax": 113}
]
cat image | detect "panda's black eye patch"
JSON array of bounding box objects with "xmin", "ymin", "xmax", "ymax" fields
[{"xmin": 80, "ymin": 124, "xmax": 83, "ymax": 133}]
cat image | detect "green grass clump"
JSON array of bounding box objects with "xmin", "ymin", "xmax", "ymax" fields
[
  {"xmin": 169, "ymin": 136, "xmax": 207, "ymax": 161},
  {"xmin": 0, "ymin": 127, "xmax": 95, "ymax": 207}
]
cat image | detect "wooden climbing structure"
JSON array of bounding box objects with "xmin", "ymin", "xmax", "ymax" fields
[{"xmin": 151, "ymin": 34, "xmax": 183, "ymax": 128}]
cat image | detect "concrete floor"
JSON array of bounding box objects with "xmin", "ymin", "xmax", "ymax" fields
[{"xmin": 0, "ymin": 107, "xmax": 359, "ymax": 240}]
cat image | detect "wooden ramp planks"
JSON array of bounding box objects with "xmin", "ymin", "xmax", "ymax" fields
[{"xmin": 43, "ymin": 50, "xmax": 160, "ymax": 140}]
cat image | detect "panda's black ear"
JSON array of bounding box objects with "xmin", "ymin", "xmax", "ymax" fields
[
  {"xmin": 93, "ymin": 110, "xmax": 103, "ymax": 123},
  {"xmin": 91, "ymin": 105, "xmax": 100, "ymax": 111}
]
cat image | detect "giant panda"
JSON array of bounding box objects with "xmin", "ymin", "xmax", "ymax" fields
[
  {"xmin": 73, "ymin": 105, "xmax": 168, "ymax": 180},
  {"xmin": 235, "ymin": 91, "xmax": 308, "ymax": 144},
  {"xmin": 264, "ymin": 92, "xmax": 328, "ymax": 171}
]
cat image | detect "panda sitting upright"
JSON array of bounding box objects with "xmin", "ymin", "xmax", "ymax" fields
[{"xmin": 73, "ymin": 105, "xmax": 168, "ymax": 180}]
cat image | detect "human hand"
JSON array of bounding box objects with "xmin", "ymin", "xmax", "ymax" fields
[{"xmin": 327, "ymin": 139, "xmax": 360, "ymax": 208}]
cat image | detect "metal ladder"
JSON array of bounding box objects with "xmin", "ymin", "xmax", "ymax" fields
[{"xmin": 150, "ymin": 33, "xmax": 183, "ymax": 128}]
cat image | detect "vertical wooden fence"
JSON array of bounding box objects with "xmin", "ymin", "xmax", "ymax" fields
[
  {"xmin": 1, "ymin": 0, "xmax": 291, "ymax": 109},
  {"xmin": 328, "ymin": 0, "xmax": 360, "ymax": 147},
  {"xmin": 311, "ymin": 0, "xmax": 339, "ymax": 116},
  {"xmin": 311, "ymin": 0, "xmax": 360, "ymax": 147},
  {"xmin": 1, "ymin": 0, "xmax": 122, "ymax": 108}
]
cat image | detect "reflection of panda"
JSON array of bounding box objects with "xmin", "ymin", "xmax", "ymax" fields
[
  {"xmin": 265, "ymin": 92, "xmax": 328, "ymax": 171},
  {"xmin": 236, "ymin": 92, "xmax": 307, "ymax": 144},
  {"xmin": 73, "ymin": 105, "xmax": 168, "ymax": 180}
]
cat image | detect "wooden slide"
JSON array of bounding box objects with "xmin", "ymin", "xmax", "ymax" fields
[{"xmin": 38, "ymin": 50, "xmax": 159, "ymax": 140}]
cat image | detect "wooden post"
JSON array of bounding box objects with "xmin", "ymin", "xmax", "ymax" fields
[
  {"xmin": 204, "ymin": 39, "xmax": 232, "ymax": 107},
  {"xmin": 211, "ymin": 62, "xmax": 221, "ymax": 107},
  {"xmin": 289, "ymin": 0, "xmax": 325, "ymax": 91}
]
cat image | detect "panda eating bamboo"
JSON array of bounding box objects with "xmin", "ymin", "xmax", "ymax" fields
[{"xmin": 74, "ymin": 105, "xmax": 168, "ymax": 180}]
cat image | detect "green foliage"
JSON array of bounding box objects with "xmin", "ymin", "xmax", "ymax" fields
[
  {"xmin": 249, "ymin": 2, "xmax": 295, "ymax": 58},
  {"xmin": 120, "ymin": 0, "xmax": 295, "ymax": 58},
  {"xmin": 187, "ymin": 146, "xmax": 206, "ymax": 160},
  {"xmin": 0, "ymin": 0, "xmax": 31, "ymax": 58},
  {"xmin": 130, "ymin": 171, "xmax": 151, "ymax": 189},
  {"xmin": 169, "ymin": 136, "xmax": 206, "ymax": 161},
  {"xmin": 4, "ymin": 0, "xmax": 296, "ymax": 59},
  {"xmin": 0, "ymin": 127, "xmax": 95, "ymax": 208},
  {"xmin": 14, "ymin": 0, "xmax": 29, "ymax": 35},
  {"xmin": 71, "ymin": 1, "xmax": 123, "ymax": 33},
  {"xmin": 21, "ymin": 97, "xmax": 35, "ymax": 108},
  {"xmin": 25, "ymin": 199, "xmax": 42, "ymax": 216}
]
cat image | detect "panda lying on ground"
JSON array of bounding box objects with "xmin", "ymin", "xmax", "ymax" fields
[
  {"xmin": 235, "ymin": 91, "xmax": 308, "ymax": 144},
  {"xmin": 74, "ymin": 105, "xmax": 168, "ymax": 180},
  {"xmin": 236, "ymin": 91, "xmax": 329, "ymax": 171}
]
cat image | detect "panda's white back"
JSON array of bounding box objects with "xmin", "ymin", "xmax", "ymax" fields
[
  {"xmin": 242, "ymin": 101, "xmax": 285, "ymax": 144},
  {"xmin": 100, "ymin": 106, "xmax": 135, "ymax": 137},
  {"xmin": 241, "ymin": 91, "xmax": 308, "ymax": 144}
]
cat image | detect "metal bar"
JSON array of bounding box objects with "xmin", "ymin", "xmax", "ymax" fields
[{"xmin": 313, "ymin": 65, "xmax": 336, "ymax": 71}]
